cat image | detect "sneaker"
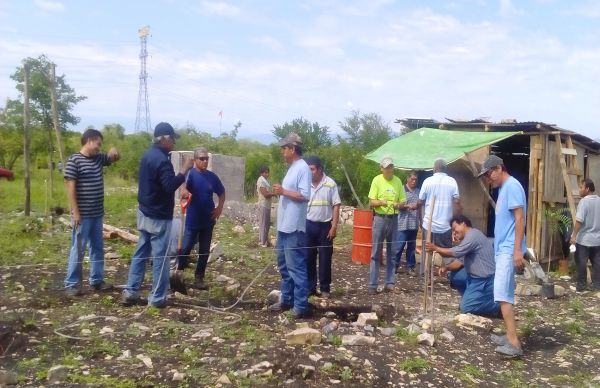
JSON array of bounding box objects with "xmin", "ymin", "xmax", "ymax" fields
[
  {"xmin": 291, "ymin": 308, "xmax": 310, "ymax": 319},
  {"xmin": 407, "ymin": 268, "xmax": 417, "ymax": 277},
  {"xmin": 490, "ymin": 333, "xmax": 509, "ymax": 346},
  {"xmin": 90, "ymin": 281, "xmax": 113, "ymax": 291},
  {"xmin": 149, "ymin": 300, "xmax": 168, "ymax": 309},
  {"xmin": 367, "ymin": 288, "xmax": 378, "ymax": 295},
  {"xmin": 191, "ymin": 278, "xmax": 209, "ymax": 290},
  {"xmin": 120, "ymin": 293, "xmax": 148, "ymax": 307},
  {"xmin": 384, "ymin": 285, "xmax": 394, "ymax": 293},
  {"xmin": 396, "ymin": 266, "xmax": 405, "ymax": 274},
  {"xmin": 267, "ymin": 302, "xmax": 292, "ymax": 312},
  {"xmin": 495, "ymin": 342, "xmax": 523, "ymax": 358},
  {"xmin": 320, "ymin": 291, "xmax": 331, "ymax": 299},
  {"xmin": 576, "ymin": 284, "xmax": 587, "ymax": 292},
  {"xmin": 65, "ymin": 287, "xmax": 82, "ymax": 297}
]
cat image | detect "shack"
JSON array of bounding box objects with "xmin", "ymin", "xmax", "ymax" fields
[{"xmin": 370, "ymin": 119, "xmax": 600, "ymax": 263}]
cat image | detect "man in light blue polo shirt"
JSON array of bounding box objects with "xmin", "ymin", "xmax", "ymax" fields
[
  {"xmin": 479, "ymin": 154, "xmax": 526, "ymax": 358},
  {"xmin": 269, "ymin": 133, "xmax": 312, "ymax": 319}
]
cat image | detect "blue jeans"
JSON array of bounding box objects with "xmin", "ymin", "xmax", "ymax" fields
[
  {"xmin": 394, "ymin": 229, "xmax": 417, "ymax": 270},
  {"xmin": 177, "ymin": 225, "xmax": 214, "ymax": 279},
  {"xmin": 276, "ymin": 231, "xmax": 309, "ymax": 313},
  {"xmin": 448, "ymin": 267, "xmax": 468, "ymax": 295},
  {"xmin": 64, "ymin": 216, "xmax": 105, "ymax": 289},
  {"xmin": 458, "ymin": 269, "xmax": 500, "ymax": 317},
  {"xmin": 369, "ymin": 214, "xmax": 397, "ymax": 289},
  {"xmin": 123, "ymin": 210, "xmax": 173, "ymax": 306},
  {"xmin": 306, "ymin": 220, "xmax": 333, "ymax": 293}
]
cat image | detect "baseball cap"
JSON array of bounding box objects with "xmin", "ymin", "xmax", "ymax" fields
[
  {"xmin": 154, "ymin": 122, "xmax": 180, "ymax": 139},
  {"xmin": 380, "ymin": 157, "xmax": 394, "ymax": 168},
  {"xmin": 278, "ymin": 132, "xmax": 302, "ymax": 147},
  {"xmin": 478, "ymin": 155, "xmax": 504, "ymax": 177}
]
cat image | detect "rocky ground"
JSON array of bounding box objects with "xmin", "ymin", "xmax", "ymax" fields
[{"xmin": 1, "ymin": 219, "xmax": 600, "ymax": 387}]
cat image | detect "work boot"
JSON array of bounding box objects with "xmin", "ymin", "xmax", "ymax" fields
[
  {"xmin": 65, "ymin": 286, "xmax": 83, "ymax": 297},
  {"xmin": 191, "ymin": 276, "xmax": 209, "ymax": 290},
  {"xmin": 267, "ymin": 302, "xmax": 292, "ymax": 312},
  {"xmin": 90, "ymin": 281, "xmax": 113, "ymax": 292}
]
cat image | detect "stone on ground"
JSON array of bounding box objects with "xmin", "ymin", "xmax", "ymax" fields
[
  {"xmin": 356, "ymin": 312, "xmax": 378, "ymax": 326},
  {"xmin": 455, "ymin": 313, "xmax": 493, "ymax": 330},
  {"xmin": 417, "ymin": 333, "xmax": 435, "ymax": 346},
  {"xmin": 285, "ymin": 327, "xmax": 322, "ymax": 345},
  {"xmin": 47, "ymin": 365, "xmax": 69, "ymax": 384},
  {"xmin": 342, "ymin": 334, "xmax": 376, "ymax": 346}
]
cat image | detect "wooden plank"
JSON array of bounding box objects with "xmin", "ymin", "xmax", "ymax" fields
[
  {"xmin": 535, "ymin": 135, "xmax": 545, "ymax": 256},
  {"xmin": 463, "ymin": 153, "xmax": 496, "ymax": 209},
  {"xmin": 527, "ymin": 136, "xmax": 538, "ymax": 241},
  {"xmin": 557, "ymin": 135, "xmax": 577, "ymax": 225},
  {"xmin": 561, "ymin": 148, "xmax": 577, "ymax": 156},
  {"xmin": 567, "ymin": 168, "xmax": 583, "ymax": 176}
]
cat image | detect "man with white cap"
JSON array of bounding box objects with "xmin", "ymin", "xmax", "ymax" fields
[
  {"xmin": 479, "ymin": 154, "xmax": 526, "ymax": 357},
  {"xmin": 367, "ymin": 157, "xmax": 406, "ymax": 294}
]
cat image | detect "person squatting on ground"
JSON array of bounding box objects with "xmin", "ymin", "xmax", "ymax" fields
[
  {"xmin": 570, "ymin": 178, "xmax": 600, "ymax": 291},
  {"xmin": 417, "ymin": 159, "xmax": 461, "ymax": 276},
  {"xmin": 394, "ymin": 170, "xmax": 421, "ymax": 276},
  {"xmin": 268, "ymin": 133, "xmax": 312, "ymax": 319},
  {"xmin": 305, "ymin": 156, "xmax": 341, "ymax": 299},
  {"xmin": 176, "ymin": 147, "xmax": 225, "ymax": 290},
  {"xmin": 64, "ymin": 128, "xmax": 120, "ymax": 296},
  {"xmin": 479, "ymin": 155, "xmax": 526, "ymax": 357},
  {"xmin": 425, "ymin": 215, "xmax": 500, "ymax": 317},
  {"xmin": 121, "ymin": 122, "xmax": 193, "ymax": 308},
  {"xmin": 367, "ymin": 157, "xmax": 406, "ymax": 294},
  {"xmin": 256, "ymin": 165, "xmax": 275, "ymax": 247}
]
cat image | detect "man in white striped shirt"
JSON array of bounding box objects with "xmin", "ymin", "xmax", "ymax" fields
[{"xmin": 64, "ymin": 128, "xmax": 119, "ymax": 296}]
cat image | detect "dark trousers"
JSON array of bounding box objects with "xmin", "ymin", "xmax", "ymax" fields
[
  {"xmin": 306, "ymin": 220, "xmax": 333, "ymax": 293},
  {"xmin": 394, "ymin": 229, "xmax": 418, "ymax": 270},
  {"xmin": 420, "ymin": 228, "xmax": 452, "ymax": 275},
  {"xmin": 575, "ymin": 244, "xmax": 600, "ymax": 289},
  {"xmin": 177, "ymin": 226, "xmax": 214, "ymax": 279}
]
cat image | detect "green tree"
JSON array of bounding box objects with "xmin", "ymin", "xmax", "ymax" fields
[
  {"xmin": 272, "ymin": 117, "xmax": 332, "ymax": 154},
  {"xmin": 338, "ymin": 110, "xmax": 392, "ymax": 153}
]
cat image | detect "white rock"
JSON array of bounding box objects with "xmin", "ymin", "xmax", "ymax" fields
[
  {"xmin": 232, "ymin": 225, "xmax": 245, "ymax": 234},
  {"xmin": 81, "ymin": 328, "xmax": 92, "ymax": 336},
  {"xmin": 364, "ymin": 359, "xmax": 373, "ymax": 367},
  {"xmin": 342, "ymin": 335, "xmax": 376, "ymax": 346},
  {"xmin": 117, "ymin": 350, "xmax": 131, "ymax": 360},
  {"xmin": 217, "ymin": 373, "xmax": 232, "ymax": 384},
  {"xmin": 309, "ymin": 353, "xmax": 322, "ymax": 362},
  {"xmin": 136, "ymin": 355, "xmax": 153, "ymax": 368},
  {"xmin": 47, "ymin": 365, "xmax": 69, "ymax": 384},
  {"xmin": 192, "ymin": 328, "xmax": 214, "ymax": 338},
  {"xmin": 216, "ymin": 274, "xmax": 233, "ymax": 283},
  {"xmin": 455, "ymin": 313, "xmax": 493, "ymax": 330},
  {"xmin": 440, "ymin": 329, "xmax": 455, "ymax": 343},
  {"xmin": 285, "ymin": 327, "xmax": 322, "ymax": 345},
  {"xmin": 99, "ymin": 326, "xmax": 114, "ymax": 334},
  {"xmin": 417, "ymin": 333, "xmax": 435, "ymax": 347},
  {"xmin": 267, "ymin": 290, "xmax": 281, "ymax": 304},
  {"xmin": 298, "ymin": 364, "xmax": 315, "ymax": 379},
  {"xmin": 173, "ymin": 372, "xmax": 185, "ymax": 381},
  {"xmin": 0, "ymin": 369, "xmax": 18, "ymax": 386},
  {"xmin": 356, "ymin": 312, "xmax": 378, "ymax": 326}
]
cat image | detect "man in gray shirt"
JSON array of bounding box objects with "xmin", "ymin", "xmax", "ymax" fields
[
  {"xmin": 570, "ymin": 178, "xmax": 600, "ymax": 291},
  {"xmin": 426, "ymin": 214, "xmax": 499, "ymax": 317}
]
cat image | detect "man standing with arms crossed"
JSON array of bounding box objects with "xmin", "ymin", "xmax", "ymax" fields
[
  {"xmin": 64, "ymin": 128, "xmax": 119, "ymax": 296},
  {"xmin": 305, "ymin": 156, "xmax": 341, "ymax": 299},
  {"xmin": 479, "ymin": 155, "xmax": 526, "ymax": 357},
  {"xmin": 570, "ymin": 178, "xmax": 600, "ymax": 291},
  {"xmin": 121, "ymin": 122, "xmax": 193, "ymax": 308},
  {"xmin": 269, "ymin": 133, "xmax": 312, "ymax": 318}
]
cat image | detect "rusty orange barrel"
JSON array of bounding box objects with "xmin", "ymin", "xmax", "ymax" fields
[{"xmin": 352, "ymin": 209, "xmax": 373, "ymax": 264}]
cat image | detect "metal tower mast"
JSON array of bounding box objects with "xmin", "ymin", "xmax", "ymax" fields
[{"xmin": 135, "ymin": 25, "xmax": 151, "ymax": 132}]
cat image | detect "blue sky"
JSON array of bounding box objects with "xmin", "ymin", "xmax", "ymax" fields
[{"xmin": 1, "ymin": 0, "xmax": 599, "ymax": 143}]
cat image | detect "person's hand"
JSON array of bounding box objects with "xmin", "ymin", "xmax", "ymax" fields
[
  {"xmin": 570, "ymin": 234, "xmax": 576, "ymax": 245},
  {"xmin": 180, "ymin": 158, "xmax": 194, "ymax": 174},
  {"xmin": 107, "ymin": 147, "xmax": 120, "ymax": 161},
  {"xmin": 439, "ymin": 266, "xmax": 448, "ymax": 276},
  {"xmin": 409, "ymin": 203, "xmax": 417, "ymax": 210},
  {"xmin": 211, "ymin": 206, "xmax": 223, "ymax": 221},
  {"xmin": 72, "ymin": 209, "xmax": 81, "ymax": 227},
  {"xmin": 327, "ymin": 226, "xmax": 337, "ymax": 241},
  {"xmin": 514, "ymin": 249, "xmax": 525, "ymax": 272},
  {"xmin": 180, "ymin": 188, "xmax": 190, "ymax": 199},
  {"xmin": 425, "ymin": 241, "xmax": 435, "ymax": 252},
  {"xmin": 272, "ymin": 184, "xmax": 283, "ymax": 196}
]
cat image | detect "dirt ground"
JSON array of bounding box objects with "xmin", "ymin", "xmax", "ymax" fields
[{"xmin": 1, "ymin": 224, "xmax": 600, "ymax": 387}]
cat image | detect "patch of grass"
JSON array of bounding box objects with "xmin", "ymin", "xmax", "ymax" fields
[
  {"xmin": 456, "ymin": 364, "xmax": 485, "ymax": 384},
  {"xmin": 332, "ymin": 286, "xmax": 346, "ymax": 297},
  {"xmin": 340, "ymin": 366, "xmax": 353, "ymax": 381},
  {"xmin": 568, "ymin": 297, "xmax": 584, "ymax": 314},
  {"xmin": 398, "ymin": 357, "xmax": 431, "ymax": 373},
  {"xmin": 70, "ymin": 371, "xmax": 136, "ymax": 388},
  {"xmin": 100, "ymin": 295, "xmax": 118, "ymax": 307},
  {"xmin": 549, "ymin": 371, "xmax": 595, "ymax": 386},
  {"xmin": 81, "ymin": 337, "xmax": 121, "ymax": 358},
  {"xmin": 498, "ymin": 360, "xmax": 526, "ymax": 387},
  {"xmin": 562, "ymin": 319, "xmax": 584, "ymax": 335},
  {"xmin": 145, "ymin": 306, "xmax": 162, "ymax": 316},
  {"xmin": 395, "ymin": 326, "xmax": 418, "ymax": 346},
  {"xmin": 329, "ymin": 334, "xmax": 342, "ymax": 346}
]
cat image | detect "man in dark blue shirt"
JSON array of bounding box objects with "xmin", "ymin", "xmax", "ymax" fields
[
  {"xmin": 176, "ymin": 147, "xmax": 226, "ymax": 290},
  {"xmin": 122, "ymin": 122, "xmax": 193, "ymax": 308}
]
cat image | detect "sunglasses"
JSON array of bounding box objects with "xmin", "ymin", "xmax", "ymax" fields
[{"xmin": 196, "ymin": 156, "xmax": 209, "ymax": 161}]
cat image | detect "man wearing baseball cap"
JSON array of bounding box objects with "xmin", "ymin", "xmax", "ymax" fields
[
  {"xmin": 479, "ymin": 154, "xmax": 526, "ymax": 357},
  {"xmin": 122, "ymin": 122, "xmax": 193, "ymax": 308}
]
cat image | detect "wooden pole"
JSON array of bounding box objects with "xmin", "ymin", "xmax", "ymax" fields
[
  {"xmin": 463, "ymin": 153, "xmax": 496, "ymax": 208},
  {"xmin": 49, "ymin": 63, "xmax": 65, "ymax": 168},
  {"xmin": 23, "ymin": 63, "xmax": 31, "ymax": 217},
  {"xmin": 340, "ymin": 161, "xmax": 364, "ymax": 208},
  {"xmin": 422, "ymin": 196, "xmax": 436, "ymax": 317}
]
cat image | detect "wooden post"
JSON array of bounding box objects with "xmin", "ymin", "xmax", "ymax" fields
[
  {"xmin": 535, "ymin": 135, "xmax": 545, "ymax": 257},
  {"xmin": 422, "ymin": 196, "xmax": 436, "ymax": 319},
  {"xmin": 49, "ymin": 63, "xmax": 65, "ymax": 168},
  {"xmin": 23, "ymin": 63, "xmax": 31, "ymax": 217},
  {"xmin": 463, "ymin": 152, "xmax": 496, "ymax": 209},
  {"xmin": 340, "ymin": 161, "xmax": 364, "ymax": 208}
]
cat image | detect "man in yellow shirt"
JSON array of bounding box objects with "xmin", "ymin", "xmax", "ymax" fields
[{"xmin": 367, "ymin": 157, "xmax": 406, "ymax": 294}]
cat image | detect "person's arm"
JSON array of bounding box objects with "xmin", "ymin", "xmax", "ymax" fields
[
  {"xmin": 274, "ymin": 185, "xmax": 308, "ymax": 202},
  {"xmin": 107, "ymin": 147, "xmax": 120, "ymax": 162},
  {"xmin": 158, "ymin": 158, "xmax": 192, "ymax": 194},
  {"xmin": 66, "ymin": 179, "xmax": 80, "ymax": 226},
  {"xmin": 439, "ymin": 259, "xmax": 464, "ymax": 276},
  {"xmin": 328, "ymin": 204, "xmax": 341, "ymax": 240},
  {"xmin": 570, "ymin": 220, "xmax": 582, "ymax": 244},
  {"xmin": 453, "ymin": 198, "xmax": 462, "ymax": 216},
  {"xmin": 212, "ymin": 192, "xmax": 226, "ymax": 220},
  {"xmin": 370, "ymin": 198, "xmax": 387, "ymax": 208},
  {"xmin": 513, "ymin": 207, "xmax": 525, "ymax": 271},
  {"xmin": 259, "ymin": 186, "xmax": 275, "ymax": 199},
  {"xmin": 425, "ymin": 242, "xmax": 455, "ymax": 257}
]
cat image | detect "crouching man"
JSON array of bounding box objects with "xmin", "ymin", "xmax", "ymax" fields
[{"xmin": 426, "ymin": 215, "xmax": 499, "ymax": 317}]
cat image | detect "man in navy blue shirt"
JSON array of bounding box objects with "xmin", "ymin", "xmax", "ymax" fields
[
  {"xmin": 121, "ymin": 122, "xmax": 193, "ymax": 308},
  {"xmin": 176, "ymin": 147, "xmax": 226, "ymax": 290}
]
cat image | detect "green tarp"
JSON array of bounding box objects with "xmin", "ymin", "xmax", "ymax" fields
[{"xmin": 365, "ymin": 127, "xmax": 520, "ymax": 170}]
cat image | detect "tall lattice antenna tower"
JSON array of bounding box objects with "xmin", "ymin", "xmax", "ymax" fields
[{"xmin": 135, "ymin": 25, "xmax": 151, "ymax": 132}]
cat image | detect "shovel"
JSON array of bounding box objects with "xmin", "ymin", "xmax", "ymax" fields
[{"xmin": 170, "ymin": 194, "xmax": 192, "ymax": 295}]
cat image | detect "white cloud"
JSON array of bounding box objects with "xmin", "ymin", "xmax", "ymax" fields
[
  {"xmin": 250, "ymin": 36, "xmax": 283, "ymax": 53},
  {"xmin": 33, "ymin": 0, "xmax": 65, "ymax": 12},
  {"xmin": 499, "ymin": 0, "xmax": 523, "ymax": 17},
  {"xmin": 199, "ymin": 1, "xmax": 242, "ymax": 17}
]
